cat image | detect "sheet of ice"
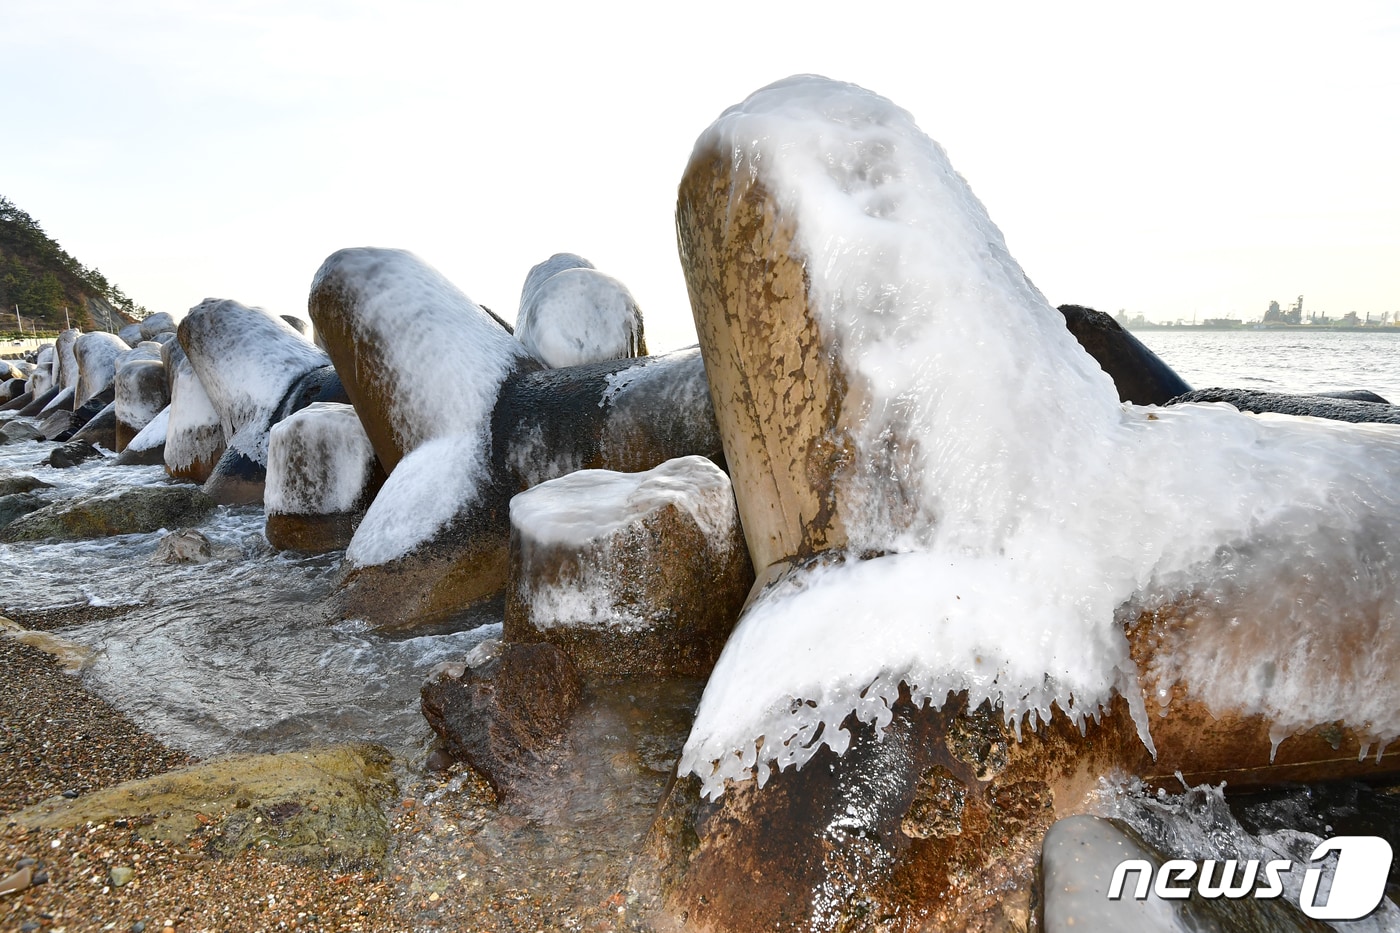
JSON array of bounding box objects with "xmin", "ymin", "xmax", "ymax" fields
[
  {"xmin": 516, "ymin": 267, "xmax": 645, "ymax": 368},
  {"xmin": 678, "ymin": 76, "xmax": 1400, "ymax": 798},
  {"xmin": 162, "ymin": 341, "xmax": 222, "ymax": 473},
  {"xmin": 38, "ymin": 385, "xmax": 74, "ymax": 415},
  {"xmin": 314, "ymin": 249, "xmax": 537, "ymax": 566},
  {"xmin": 55, "ymin": 329, "xmax": 80, "ymax": 391},
  {"xmin": 312, "ymin": 248, "xmax": 534, "ymax": 458},
  {"xmin": 29, "ymin": 345, "xmax": 54, "ymax": 396},
  {"xmin": 510, "ymin": 456, "xmax": 738, "ymax": 633},
  {"xmin": 126, "ymin": 404, "xmax": 169, "ymax": 452},
  {"xmin": 115, "ymin": 360, "xmax": 168, "ymax": 430},
  {"xmin": 74, "ymin": 331, "xmax": 129, "ymax": 405},
  {"xmin": 345, "ymin": 434, "xmax": 485, "ymax": 566},
  {"xmin": 516, "ymin": 252, "xmax": 594, "ymax": 319},
  {"xmin": 512, "ymin": 455, "xmax": 735, "ymax": 552},
  {"xmin": 265, "ymin": 402, "xmax": 376, "ymax": 515},
  {"xmin": 179, "ymin": 298, "xmax": 328, "ymax": 466}
]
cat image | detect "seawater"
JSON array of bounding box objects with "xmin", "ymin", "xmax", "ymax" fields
[
  {"xmin": 1132, "ymin": 329, "xmax": 1400, "ymax": 402},
  {"xmin": 0, "ymin": 441, "xmax": 498, "ymax": 759}
]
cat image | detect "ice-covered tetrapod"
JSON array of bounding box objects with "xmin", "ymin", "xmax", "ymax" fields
[{"xmin": 677, "ymin": 75, "xmax": 1400, "ymax": 799}]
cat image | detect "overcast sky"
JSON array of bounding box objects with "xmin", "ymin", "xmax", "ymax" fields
[{"xmin": 4, "ymin": 1, "xmax": 1397, "ymax": 348}]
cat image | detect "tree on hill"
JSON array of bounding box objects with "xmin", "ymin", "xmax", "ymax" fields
[{"xmin": 0, "ymin": 195, "xmax": 148, "ymax": 332}]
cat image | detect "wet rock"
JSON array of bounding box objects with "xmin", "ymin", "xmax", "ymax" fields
[
  {"xmin": 1167, "ymin": 387, "xmax": 1400, "ymax": 423},
  {"xmin": 162, "ymin": 339, "xmax": 225, "ymax": 484},
  {"xmin": 1, "ymin": 378, "xmax": 26, "ymax": 404},
  {"xmin": 640, "ymin": 693, "xmax": 1142, "ymax": 933},
  {"xmin": 54, "ymin": 384, "xmax": 116, "ymax": 440},
  {"xmin": 15, "ymin": 384, "xmax": 61, "ymax": 417},
  {"xmin": 504, "ymin": 456, "xmax": 751, "ymax": 677},
  {"xmin": 0, "ymin": 616, "xmax": 97, "ymax": 673},
  {"xmin": 0, "ymin": 491, "xmax": 48, "ymax": 530},
  {"xmin": 37, "ymin": 408, "xmax": 73, "ymax": 439},
  {"xmin": 67, "ymin": 399, "xmax": 118, "ymax": 449},
  {"xmin": 114, "ymin": 358, "xmax": 169, "ymax": 451},
  {"xmin": 37, "ymin": 385, "xmax": 74, "ymax": 416},
  {"xmin": 420, "ymin": 642, "xmax": 583, "ymax": 799},
  {"xmin": 1319, "ymin": 388, "xmax": 1391, "ymax": 404},
  {"xmin": 0, "ymin": 473, "xmax": 52, "ymax": 496},
  {"xmin": 1, "ymin": 388, "xmax": 34, "ymax": 411},
  {"xmin": 178, "ymin": 298, "xmax": 329, "ymax": 504},
  {"xmin": 74, "ymin": 331, "xmax": 129, "ymax": 406},
  {"xmin": 0, "ymin": 865, "xmax": 32, "ymax": 896},
  {"xmin": 152, "ymin": 528, "xmax": 215, "ymax": 563},
  {"xmin": 264, "ymin": 402, "xmax": 385, "ymax": 553},
  {"xmin": 516, "ymin": 266, "xmax": 647, "ymax": 368},
  {"xmin": 0, "ymin": 420, "xmax": 42, "ymax": 444},
  {"xmin": 47, "ymin": 439, "xmax": 103, "ymax": 468},
  {"xmin": 1, "ymin": 484, "xmax": 215, "ymax": 542},
  {"xmin": 11, "ymin": 744, "xmax": 398, "ymax": 867},
  {"xmin": 1059, "ymin": 304, "xmax": 1193, "ymax": 404}
]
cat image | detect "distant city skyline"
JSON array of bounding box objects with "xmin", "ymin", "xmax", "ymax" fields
[{"xmin": 3, "ymin": 2, "xmax": 1397, "ymax": 352}]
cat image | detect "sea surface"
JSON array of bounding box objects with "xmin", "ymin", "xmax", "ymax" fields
[{"xmin": 1131, "ymin": 328, "xmax": 1400, "ymax": 403}]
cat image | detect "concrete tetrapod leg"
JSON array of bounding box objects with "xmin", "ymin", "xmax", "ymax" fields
[{"xmin": 659, "ymin": 76, "xmax": 1400, "ymax": 933}]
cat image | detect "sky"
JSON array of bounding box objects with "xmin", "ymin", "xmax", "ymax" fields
[{"xmin": 3, "ymin": 1, "xmax": 1398, "ymax": 350}]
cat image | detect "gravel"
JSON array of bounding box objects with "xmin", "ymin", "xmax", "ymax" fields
[{"xmin": 2, "ymin": 618, "xmax": 671, "ymax": 932}]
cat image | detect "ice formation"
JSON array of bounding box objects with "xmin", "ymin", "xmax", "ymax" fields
[
  {"xmin": 311, "ymin": 248, "xmax": 538, "ymax": 565},
  {"xmin": 29, "ymin": 345, "xmax": 55, "ymax": 397},
  {"xmin": 516, "ymin": 252, "xmax": 594, "ymax": 318},
  {"xmin": 311, "ymin": 248, "xmax": 534, "ymax": 466},
  {"xmin": 345, "ymin": 434, "xmax": 485, "ymax": 567},
  {"xmin": 677, "ymin": 76, "xmax": 1400, "ymax": 798},
  {"xmin": 125, "ymin": 405, "xmax": 169, "ymax": 453},
  {"xmin": 512, "ymin": 455, "xmax": 735, "ymax": 553},
  {"xmin": 73, "ymin": 332, "xmax": 130, "ymax": 405},
  {"xmin": 509, "ymin": 456, "xmax": 738, "ymax": 631},
  {"xmin": 54, "ymin": 329, "xmax": 80, "ymax": 391},
  {"xmin": 178, "ymin": 299, "xmax": 328, "ymax": 467},
  {"xmin": 162, "ymin": 340, "xmax": 223, "ymax": 475},
  {"xmin": 265, "ymin": 402, "xmax": 377, "ymax": 516},
  {"xmin": 114, "ymin": 359, "xmax": 168, "ymax": 435},
  {"xmin": 516, "ymin": 267, "xmax": 645, "ymax": 368}
]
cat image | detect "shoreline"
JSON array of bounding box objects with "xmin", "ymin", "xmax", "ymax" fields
[{"xmin": 2, "ymin": 607, "xmax": 665, "ymax": 932}]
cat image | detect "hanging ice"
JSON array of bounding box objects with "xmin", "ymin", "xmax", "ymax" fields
[{"xmin": 676, "ymin": 75, "xmax": 1400, "ymax": 799}]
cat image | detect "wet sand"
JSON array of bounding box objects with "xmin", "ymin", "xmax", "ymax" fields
[{"xmin": 2, "ymin": 610, "xmax": 669, "ymax": 932}]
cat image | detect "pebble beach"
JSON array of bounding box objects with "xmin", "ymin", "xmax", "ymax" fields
[{"xmin": 1, "ymin": 607, "xmax": 652, "ymax": 933}]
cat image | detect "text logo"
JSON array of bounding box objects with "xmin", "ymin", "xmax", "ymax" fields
[{"xmin": 1108, "ymin": 836, "xmax": 1393, "ymax": 921}]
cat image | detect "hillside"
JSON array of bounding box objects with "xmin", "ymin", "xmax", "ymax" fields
[{"xmin": 0, "ymin": 195, "xmax": 146, "ymax": 335}]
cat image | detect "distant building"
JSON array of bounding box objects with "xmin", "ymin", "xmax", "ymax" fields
[{"xmin": 1263, "ymin": 297, "xmax": 1303, "ymax": 325}]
